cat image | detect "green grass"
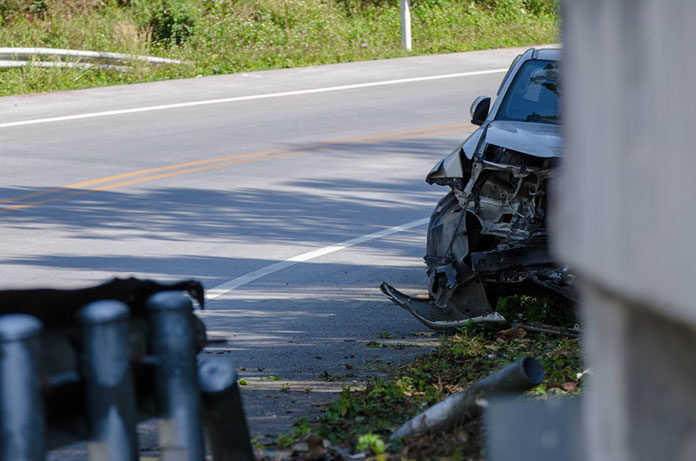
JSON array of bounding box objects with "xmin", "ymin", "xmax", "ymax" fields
[
  {"xmin": 0, "ymin": 0, "xmax": 558, "ymax": 96},
  {"xmin": 307, "ymin": 324, "xmax": 581, "ymax": 458},
  {"xmin": 497, "ymin": 294, "xmax": 578, "ymax": 327}
]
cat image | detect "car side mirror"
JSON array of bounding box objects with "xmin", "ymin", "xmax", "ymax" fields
[{"xmin": 470, "ymin": 96, "xmax": 491, "ymax": 126}]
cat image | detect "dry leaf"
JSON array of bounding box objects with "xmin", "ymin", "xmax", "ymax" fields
[
  {"xmin": 498, "ymin": 327, "xmax": 526, "ymax": 339},
  {"xmin": 562, "ymin": 382, "xmax": 577, "ymax": 392},
  {"xmin": 306, "ymin": 434, "xmax": 328, "ymax": 459},
  {"xmin": 455, "ymin": 429, "xmax": 470, "ymax": 444}
]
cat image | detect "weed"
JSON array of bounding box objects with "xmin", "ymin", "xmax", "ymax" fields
[
  {"xmin": 274, "ymin": 432, "xmax": 294, "ymax": 448},
  {"xmin": 379, "ymin": 331, "xmax": 398, "ymax": 339},
  {"xmin": 275, "ymin": 417, "xmax": 311, "ymax": 447},
  {"xmin": 250, "ymin": 435, "xmax": 265, "ymax": 452},
  {"xmin": 357, "ymin": 433, "xmax": 386, "ymax": 460}
]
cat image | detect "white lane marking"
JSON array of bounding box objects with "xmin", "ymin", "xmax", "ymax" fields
[
  {"xmin": 205, "ymin": 217, "xmax": 429, "ymax": 300},
  {"xmin": 0, "ymin": 69, "xmax": 506, "ymax": 128}
]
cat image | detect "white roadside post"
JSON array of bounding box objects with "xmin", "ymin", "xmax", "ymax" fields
[{"xmin": 399, "ymin": 0, "xmax": 412, "ymax": 51}]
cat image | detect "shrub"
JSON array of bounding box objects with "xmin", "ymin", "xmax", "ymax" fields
[
  {"xmin": 0, "ymin": 0, "xmax": 47, "ymax": 19},
  {"xmin": 524, "ymin": 0, "xmax": 557, "ymax": 15},
  {"xmin": 148, "ymin": 0, "xmax": 197, "ymax": 45}
]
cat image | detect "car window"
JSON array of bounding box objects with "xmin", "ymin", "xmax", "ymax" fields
[{"xmin": 496, "ymin": 60, "xmax": 559, "ymax": 124}]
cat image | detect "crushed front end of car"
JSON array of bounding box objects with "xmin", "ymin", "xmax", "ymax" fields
[{"xmin": 382, "ymin": 49, "xmax": 574, "ymax": 331}]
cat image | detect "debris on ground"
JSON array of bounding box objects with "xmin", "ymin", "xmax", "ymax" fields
[
  {"xmin": 390, "ymin": 356, "xmax": 543, "ymax": 440},
  {"xmin": 259, "ymin": 323, "xmax": 583, "ymax": 460}
]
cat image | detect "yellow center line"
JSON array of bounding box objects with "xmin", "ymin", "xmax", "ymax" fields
[
  {"xmin": 0, "ymin": 123, "xmax": 474, "ymax": 214},
  {"xmin": 1, "ymin": 122, "xmax": 472, "ymax": 207},
  {"xmin": 0, "ymin": 151, "xmax": 308, "ymax": 213},
  {"xmin": 91, "ymin": 126, "xmax": 471, "ymax": 191}
]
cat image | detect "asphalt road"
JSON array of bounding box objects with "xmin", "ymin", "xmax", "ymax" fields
[{"xmin": 0, "ymin": 46, "xmax": 536, "ymax": 455}]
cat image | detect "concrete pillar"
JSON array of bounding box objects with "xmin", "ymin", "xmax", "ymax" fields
[{"xmin": 554, "ymin": 1, "xmax": 696, "ymax": 460}]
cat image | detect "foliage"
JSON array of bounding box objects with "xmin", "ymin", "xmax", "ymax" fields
[
  {"xmin": 497, "ymin": 295, "xmax": 577, "ymax": 328},
  {"xmin": 0, "ymin": 0, "xmax": 559, "ymax": 96},
  {"xmin": 313, "ymin": 325, "xmax": 582, "ymax": 457},
  {"xmin": 357, "ymin": 433, "xmax": 386, "ymax": 460},
  {"xmin": 146, "ymin": 0, "xmax": 197, "ymax": 45},
  {"xmin": 0, "ymin": 0, "xmax": 46, "ymax": 19},
  {"xmin": 274, "ymin": 417, "xmax": 311, "ymax": 448}
]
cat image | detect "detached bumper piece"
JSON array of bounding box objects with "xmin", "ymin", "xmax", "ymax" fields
[{"xmin": 379, "ymin": 282, "xmax": 506, "ymax": 331}]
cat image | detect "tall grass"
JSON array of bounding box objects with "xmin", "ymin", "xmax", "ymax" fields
[{"xmin": 0, "ymin": 0, "xmax": 558, "ymax": 96}]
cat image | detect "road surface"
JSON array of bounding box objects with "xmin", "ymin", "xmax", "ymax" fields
[{"xmin": 0, "ymin": 46, "xmax": 535, "ymax": 455}]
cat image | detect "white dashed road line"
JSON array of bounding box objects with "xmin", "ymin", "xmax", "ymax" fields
[{"xmin": 205, "ymin": 217, "xmax": 429, "ymax": 300}]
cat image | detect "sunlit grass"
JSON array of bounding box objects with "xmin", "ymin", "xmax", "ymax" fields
[{"xmin": 0, "ymin": 0, "xmax": 559, "ymax": 96}]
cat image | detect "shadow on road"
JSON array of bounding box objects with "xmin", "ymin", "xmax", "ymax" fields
[
  {"xmin": 2, "ymin": 136, "xmax": 453, "ymax": 441},
  {"xmin": 1, "ymin": 136, "xmax": 458, "ymax": 243}
]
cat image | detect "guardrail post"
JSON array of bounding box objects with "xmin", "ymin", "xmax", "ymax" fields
[
  {"xmin": 198, "ymin": 359, "xmax": 254, "ymax": 461},
  {"xmin": 78, "ymin": 301, "xmax": 138, "ymax": 461},
  {"xmin": 147, "ymin": 292, "xmax": 205, "ymax": 461},
  {"xmin": 0, "ymin": 314, "xmax": 45, "ymax": 461}
]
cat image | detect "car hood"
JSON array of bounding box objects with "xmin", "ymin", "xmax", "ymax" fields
[{"xmin": 483, "ymin": 120, "xmax": 562, "ymax": 158}]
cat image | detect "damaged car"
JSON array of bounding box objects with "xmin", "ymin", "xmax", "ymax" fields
[{"xmin": 381, "ymin": 48, "xmax": 574, "ymax": 331}]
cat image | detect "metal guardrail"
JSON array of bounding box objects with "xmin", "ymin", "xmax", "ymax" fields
[
  {"xmin": 0, "ymin": 291, "xmax": 254, "ymax": 461},
  {"xmin": 0, "ymin": 47, "xmax": 184, "ymax": 70},
  {"xmin": 0, "ymin": 60, "xmax": 129, "ymax": 71}
]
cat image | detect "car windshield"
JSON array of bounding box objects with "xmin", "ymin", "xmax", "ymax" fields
[{"xmin": 496, "ymin": 60, "xmax": 559, "ymax": 125}]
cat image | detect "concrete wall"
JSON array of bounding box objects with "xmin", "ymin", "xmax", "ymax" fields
[
  {"xmin": 553, "ymin": 1, "xmax": 696, "ymax": 459},
  {"xmin": 553, "ymin": 0, "xmax": 696, "ymax": 324}
]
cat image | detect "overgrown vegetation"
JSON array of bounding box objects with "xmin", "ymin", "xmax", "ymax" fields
[
  {"xmin": 275, "ymin": 323, "xmax": 581, "ymax": 459},
  {"xmin": 0, "ymin": 0, "xmax": 558, "ymax": 96},
  {"xmin": 497, "ymin": 294, "xmax": 577, "ymax": 328}
]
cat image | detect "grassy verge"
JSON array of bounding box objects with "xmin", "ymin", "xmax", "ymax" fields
[
  {"xmin": 0, "ymin": 0, "xmax": 558, "ymax": 96},
  {"xmin": 269, "ymin": 323, "xmax": 582, "ymax": 459}
]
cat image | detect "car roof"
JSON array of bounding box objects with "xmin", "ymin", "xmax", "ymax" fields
[
  {"xmin": 532, "ymin": 47, "xmax": 561, "ymax": 61},
  {"xmin": 496, "ymin": 48, "xmax": 560, "ymax": 95}
]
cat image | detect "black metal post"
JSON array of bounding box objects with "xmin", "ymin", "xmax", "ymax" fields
[
  {"xmin": 147, "ymin": 292, "xmax": 205, "ymax": 461},
  {"xmin": 78, "ymin": 301, "xmax": 139, "ymax": 461},
  {"xmin": 0, "ymin": 314, "xmax": 45, "ymax": 461},
  {"xmin": 198, "ymin": 359, "xmax": 254, "ymax": 461}
]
